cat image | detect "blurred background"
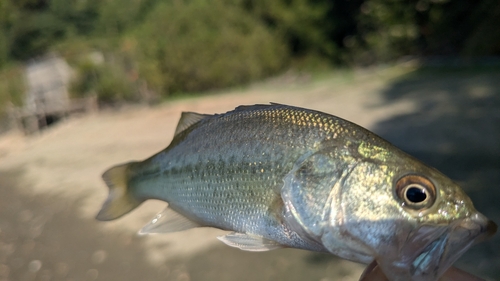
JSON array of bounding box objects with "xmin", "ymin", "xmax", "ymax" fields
[{"xmin": 0, "ymin": 0, "xmax": 499, "ymax": 280}]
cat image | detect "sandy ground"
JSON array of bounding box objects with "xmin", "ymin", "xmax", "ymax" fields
[{"xmin": 0, "ymin": 66, "xmax": 499, "ymax": 281}]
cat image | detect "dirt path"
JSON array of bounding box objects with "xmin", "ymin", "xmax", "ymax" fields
[{"xmin": 0, "ymin": 67, "xmax": 498, "ymax": 281}]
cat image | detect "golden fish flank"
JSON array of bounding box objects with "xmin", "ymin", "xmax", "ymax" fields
[{"xmin": 96, "ymin": 103, "xmax": 496, "ymax": 281}]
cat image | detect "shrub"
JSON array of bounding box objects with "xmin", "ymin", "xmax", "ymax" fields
[
  {"xmin": 131, "ymin": 0, "xmax": 288, "ymax": 95},
  {"xmin": 71, "ymin": 58, "xmax": 136, "ymax": 105}
]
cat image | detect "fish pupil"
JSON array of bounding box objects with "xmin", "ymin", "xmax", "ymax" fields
[{"xmin": 406, "ymin": 186, "xmax": 427, "ymax": 203}]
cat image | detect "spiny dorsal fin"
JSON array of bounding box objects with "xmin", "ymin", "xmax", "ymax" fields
[
  {"xmin": 139, "ymin": 207, "xmax": 202, "ymax": 234},
  {"xmin": 96, "ymin": 162, "xmax": 143, "ymax": 221},
  {"xmin": 174, "ymin": 112, "xmax": 210, "ymax": 136},
  {"xmin": 217, "ymin": 232, "xmax": 284, "ymax": 252},
  {"xmin": 232, "ymin": 103, "xmax": 288, "ymax": 111},
  {"xmin": 232, "ymin": 104, "xmax": 274, "ymax": 112}
]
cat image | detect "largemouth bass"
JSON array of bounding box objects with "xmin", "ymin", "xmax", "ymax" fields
[{"xmin": 96, "ymin": 104, "xmax": 496, "ymax": 281}]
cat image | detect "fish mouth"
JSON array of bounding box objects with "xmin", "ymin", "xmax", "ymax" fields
[
  {"xmin": 405, "ymin": 213, "xmax": 497, "ymax": 280},
  {"xmin": 375, "ymin": 213, "xmax": 496, "ymax": 281}
]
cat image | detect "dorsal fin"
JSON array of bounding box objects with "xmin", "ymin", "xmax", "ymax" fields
[
  {"xmin": 232, "ymin": 104, "xmax": 274, "ymax": 112},
  {"xmin": 230, "ymin": 103, "xmax": 290, "ymax": 113},
  {"xmin": 174, "ymin": 112, "xmax": 210, "ymax": 136}
]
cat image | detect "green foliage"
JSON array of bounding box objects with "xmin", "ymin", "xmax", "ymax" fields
[
  {"xmin": 71, "ymin": 58, "xmax": 136, "ymax": 105},
  {"xmin": 352, "ymin": 0, "xmax": 500, "ymax": 59},
  {"xmin": 0, "ymin": 64, "xmax": 25, "ymax": 109},
  {"xmin": 96, "ymin": 0, "xmax": 157, "ymax": 36},
  {"xmin": 0, "ymin": 0, "xmax": 101, "ymax": 61},
  {"xmin": 1, "ymin": 0, "xmax": 500, "ymax": 109},
  {"xmin": 132, "ymin": 0, "xmax": 288, "ymax": 95},
  {"xmin": 0, "ymin": 1, "xmax": 18, "ymax": 67},
  {"xmin": 48, "ymin": 0, "xmax": 101, "ymax": 35},
  {"xmin": 351, "ymin": 1, "xmax": 420, "ymax": 64},
  {"xmin": 10, "ymin": 12, "xmax": 66, "ymax": 59},
  {"xmin": 429, "ymin": 0, "xmax": 500, "ymax": 56},
  {"xmin": 241, "ymin": 0, "xmax": 336, "ymax": 57}
]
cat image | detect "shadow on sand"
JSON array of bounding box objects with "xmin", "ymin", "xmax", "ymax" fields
[
  {"xmin": 0, "ymin": 169, "xmax": 163, "ymax": 281},
  {"xmin": 371, "ymin": 67, "xmax": 500, "ymax": 279},
  {"xmin": 0, "ymin": 168, "xmax": 361, "ymax": 281}
]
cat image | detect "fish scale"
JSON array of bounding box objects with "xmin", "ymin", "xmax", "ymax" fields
[
  {"xmin": 97, "ymin": 103, "xmax": 496, "ymax": 281},
  {"xmin": 131, "ymin": 105, "xmax": 348, "ymax": 250}
]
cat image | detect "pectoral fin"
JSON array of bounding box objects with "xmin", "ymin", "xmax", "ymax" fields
[
  {"xmin": 217, "ymin": 232, "xmax": 284, "ymax": 252},
  {"xmin": 139, "ymin": 207, "xmax": 202, "ymax": 234}
]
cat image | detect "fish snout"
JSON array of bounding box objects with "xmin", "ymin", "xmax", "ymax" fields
[
  {"xmin": 379, "ymin": 213, "xmax": 497, "ymax": 281},
  {"xmin": 433, "ymin": 213, "xmax": 497, "ymax": 279},
  {"xmin": 463, "ymin": 213, "xmax": 497, "ymax": 243},
  {"xmin": 460, "ymin": 213, "xmax": 496, "ymax": 237}
]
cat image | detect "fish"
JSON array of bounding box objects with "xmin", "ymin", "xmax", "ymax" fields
[{"xmin": 96, "ymin": 103, "xmax": 496, "ymax": 281}]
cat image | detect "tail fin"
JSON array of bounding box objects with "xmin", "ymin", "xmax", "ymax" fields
[{"xmin": 96, "ymin": 162, "xmax": 142, "ymax": 221}]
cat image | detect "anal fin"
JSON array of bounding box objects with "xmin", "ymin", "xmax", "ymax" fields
[
  {"xmin": 139, "ymin": 207, "xmax": 202, "ymax": 234},
  {"xmin": 217, "ymin": 232, "xmax": 284, "ymax": 252}
]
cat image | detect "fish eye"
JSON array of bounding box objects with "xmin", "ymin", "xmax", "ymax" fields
[
  {"xmin": 396, "ymin": 175, "xmax": 436, "ymax": 210},
  {"xmin": 404, "ymin": 184, "xmax": 427, "ymax": 203}
]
